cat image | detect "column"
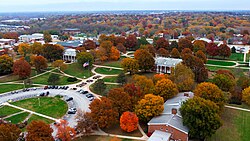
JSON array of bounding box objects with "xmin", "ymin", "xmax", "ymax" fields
[
  {"xmin": 156, "ymin": 65, "xmax": 159, "ymax": 73},
  {"xmin": 165, "ymin": 66, "xmax": 167, "ymax": 74}
]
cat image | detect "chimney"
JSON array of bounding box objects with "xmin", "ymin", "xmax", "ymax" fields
[
  {"xmin": 184, "ymin": 92, "xmax": 189, "ymax": 97},
  {"xmin": 172, "ymin": 108, "xmax": 177, "ymax": 115}
]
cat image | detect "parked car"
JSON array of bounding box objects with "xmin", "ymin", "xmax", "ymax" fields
[
  {"xmin": 86, "ymin": 94, "xmax": 94, "ymax": 98},
  {"xmin": 82, "ymin": 91, "xmax": 88, "ymax": 94},
  {"xmin": 44, "ymin": 86, "xmax": 48, "ymax": 90},
  {"xmin": 66, "ymin": 97, "xmax": 73, "ymax": 102},
  {"xmin": 86, "ymin": 79, "xmax": 93, "ymax": 83},
  {"xmin": 68, "ymin": 108, "xmax": 77, "ymax": 114},
  {"xmin": 89, "ymin": 97, "xmax": 95, "ymax": 101},
  {"xmin": 39, "ymin": 92, "xmax": 45, "ymax": 97}
]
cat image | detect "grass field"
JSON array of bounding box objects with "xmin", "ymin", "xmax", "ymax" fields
[
  {"xmin": 27, "ymin": 114, "xmax": 54, "ymax": 124},
  {"xmin": 103, "ymin": 76, "xmax": 118, "ymax": 83},
  {"xmin": 74, "ymin": 136, "xmax": 139, "ymax": 141},
  {"xmin": 102, "ymin": 61, "xmax": 122, "ymax": 68},
  {"xmin": 0, "ymin": 74, "xmax": 20, "ymax": 83},
  {"xmin": 229, "ymin": 53, "xmax": 244, "ymax": 61},
  {"xmin": 207, "ymin": 60, "xmax": 236, "ymax": 66},
  {"xmin": 0, "ymin": 106, "xmax": 21, "ymax": 117},
  {"xmin": 102, "ymin": 124, "xmax": 142, "ymax": 137},
  {"xmin": 12, "ymin": 97, "xmax": 68, "ymax": 118},
  {"xmin": 63, "ymin": 63, "xmax": 93, "ymax": 79},
  {"xmin": 90, "ymin": 84, "xmax": 119, "ymax": 96},
  {"xmin": 5, "ymin": 112, "xmax": 30, "ymax": 124},
  {"xmin": 207, "ymin": 108, "xmax": 250, "ymax": 141},
  {"xmin": 0, "ymin": 84, "xmax": 25, "ymax": 94},
  {"xmin": 32, "ymin": 72, "xmax": 80, "ymax": 85},
  {"xmin": 95, "ymin": 67, "xmax": 123, "ymax": 75}
]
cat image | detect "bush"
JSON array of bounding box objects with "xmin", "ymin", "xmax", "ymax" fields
[{"xmin": 67, "ymin": 77, "xmax": 78, "ymax": 82}]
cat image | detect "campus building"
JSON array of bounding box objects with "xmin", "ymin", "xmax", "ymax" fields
[{"xmin": 155, "ymin": 57, "xmax": 182, "ymax": 74}]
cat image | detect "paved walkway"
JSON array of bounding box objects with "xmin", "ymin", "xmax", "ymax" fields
[
  {"xmin": 93, "ymin": 64, "xmax": 124, "ymax": 70},
  {"xmin": 225, "ymin": 105, "xmax": 250, "ymax": 112},
  {"xmin": 2, "ymin": 103, "xmax": 58, "ymax": 121}
]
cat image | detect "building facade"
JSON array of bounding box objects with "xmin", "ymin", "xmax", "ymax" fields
[{"xmin": 155, "ymin": 57, "xmax": 182, "ymax": 74}]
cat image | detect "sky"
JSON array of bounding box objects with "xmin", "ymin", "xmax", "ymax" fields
[{"xmin": 0, "ymin": 0, "xmax": 249, "ymax": 12}]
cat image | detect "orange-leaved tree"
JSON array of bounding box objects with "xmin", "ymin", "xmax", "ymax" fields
[
  {"xmin": 13, "ymin": 58, "xmax": 31, "ymax": 79},
  {"xmin": 56, "ymin": 120, "xmax": 76, "ymax": 141},
  {"xmin": 120, "ymin": 111, "xmax": 138, "ymax": 132},
  {"xmin": 154, "ymin": 78, "xmax": 179, "ymax": 101}
]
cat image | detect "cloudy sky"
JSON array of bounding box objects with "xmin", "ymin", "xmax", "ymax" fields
[{"xmin": 0, "ymin": 0, "xmax": 249, "ymax": 12}]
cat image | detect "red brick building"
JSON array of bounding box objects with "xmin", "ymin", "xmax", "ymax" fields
[{"xmin": 148, "ymin": 92, "xmax": 193, "ymax": 141}]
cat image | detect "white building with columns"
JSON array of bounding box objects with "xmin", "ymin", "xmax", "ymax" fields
[
  {"xmin": 63, "ymin": 49, "xmax": 77, "ymax": 62},
  {"xmin": 155, "ymin": 57, "xmax": 182, "ymax": 74}
]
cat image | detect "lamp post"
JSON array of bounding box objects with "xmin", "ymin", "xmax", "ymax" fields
[{"xmin": 38, "ymin": 97, "xmax": 41, "ymax": 107}]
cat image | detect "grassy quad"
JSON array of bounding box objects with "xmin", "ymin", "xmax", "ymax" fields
[
  {"xmin": 0, "ymin": 84, "xmax": 26, "ymax": 94},
  {"xmin": 90, "ymin": 84, "xmax": 119, "ymax": 96},
  {"xmin": 0, "ymin": 106, "xmax": 21, "ymax": 117},
  {"xmin": 207, "ymin": 108, "xmax": 250, "ymax": 141},
  {"xmin": 27, "ymin": 114, "xmax": 54, "ymax": 124},
  {"xmin": 102, "ymin": 60, "xmax": 122, "ymax": 68},
  {"xmin": 32, "ymin": 72, "xmax": 80, "ymax": 85},
  {"xmin": 5, "ymin": 112, "xmax": 30, "ymax": 124},
  {"xmin": 206, "ymin": 60, "xmax": 236, "ymax": 66},
  {"xmin": 95, "ymin": 67, "xmax": 123, "ymax": 75},
  {"xmin": 12, "ymin": 97, "xmax": 68, "ymax": 119},
  {"xmin": 63, "ymin": 63, "xmax": 93, "ymax": 79},
  {"xmin": 103, "ymin": 76, "xmax": 118, "ymax": 83}
]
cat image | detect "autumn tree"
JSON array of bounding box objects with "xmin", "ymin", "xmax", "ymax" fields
[
  {"xmin": 133, "ymin": 75, "xmax": 154, "ymax": 94},
  {"xmin": 93, "ymin": 79, "xmax": 106, "ymax": 95},
  {"xmin": 31, "ymin": 42, "xmax": 44, "ymax": 55},
  {"xmin": 181, "ymin": 48, "xmax": 192, "ymax": 57},
  {"xmin": 169, "ymin": 41, "xmax": 178, "ymax": 51},
  {"xmin": 206, "ymin": 43, "xmax": 219, "ymax": 58},
  {"xmin": 140, "ymin": 44, "xmax": 156, "ymax": 57},
  {"xmin": 120, "ymin": 112, "xmax": 138, "ymax": 132},
  {"xmin": 0, "ymin": 55, "xmax": 13, "ymax": 75},
  {"xmin": 170, "ymin": 63, "xmax": 195, "ymax": 91},
  {"xmin": 211, "ymin": 74, "xmax": 236, "ymax": 92},
  {"xmin": 43, "ymin": 31, "xmax": 52, "ymax": 43},
  {"xmin": 76, "ymin": 111, "xmax": 96, "ymax": 135},
  {"xmin": 108, "ymin": 88, "xmax": 132, "ymax": 116},
  {"xmin": 18, "ymin": 43, "xmax": 31, "ymax": 57},
  {"xmin": 218, "ymin": 44, "xmax": 231, "ymax": 58},
  {"xmin": 157, "ymin": 48, "xmax": 169, "ymax": 57},
  {"xmin": 110, "ymin": 46, "xmax": 120, "ymax": 61},
  {"xmin": 180, "ymin": 97, "xmax": 222, "ymax": 140},
  {"xmin": 43, "ymin": 44, "xmax": 64, "ymax": 61},
  {"xmin": 52, "ymin": 60, "xmax": 67, "ymax": 71},
  {"xmin": 170, "ymin": 48, "xmax": 180, "ymax": 58},
  {"xmin": 134, "ymin": 49, "xmax": 154, "ymax": 72},
  {"xmin": 99, "ymin": 41, "xmax": 113, "ymax": 60},
  {"xmin": 13, "ymin": 58, "xmax": 31, "ymax": 79},
  {"xmin": 115, "ymin": 36, "xmax": 126, "ymax": 46},
  {"xmin": 154, "ymin": 37, "xmax": 169, "ymax": 50},
  {"xmin": 0, "ymin": 123, "xmax": 21, "ymax": 141},
  {"xmin": 194, "ymin": 82, "xmax": 226, "ymax": 110},
  {"xmin": 154, "ymin": 78, "xmax": 179, "ymax": 101},
  {"xmin": 121, "ymin": 58, "xmax": 139, "ymax": 75},
  {"xmin": 116, "ymin": 43, "xmax": 126, "ymax": 53},
  {"xmin": 178, "ymin": 38, "xmax": 193, "ymax": 52},
  {"xmin": 135, "ymin": 94, "xmax": 164, "ymax": 122},
  {"xmin": 56, "ymin": 120, "xmax": 76, "ymax": 141},
  {"xmin": 123, "ymin": 83, "xmax": 143, "ymax": 110},
  {"xmin": 193, "ymin": 40, "xmax": 206, "ymax": 53},
  {"xmin": 242, "ymin": 86, "xmax": 250, "ymax": 105},
  {"xmin": 237, "ymin": 76, "xmax": 250, "ymax": 90},
  {"xmin": 83, "ymin": 39, "xmax": 96, "ymax": 50},
  {"xmin": 26, "ymin": 121, "xmax": 54, "ymax": 141},
  {"xmin": 3, "ymin": 32, "xmax": 19, "ymax": 41},
  {"xmin": 195, "ymin": 50, "xmax": 207, "ymax": 63},
  {"xmin": 125, "ymin": 34, "xmax": 138, "ymax": 50},
  {"xmin": 152, "ymin": 74, "xmax": 168, "ymax": 84},
  {"xmin": 32, "ymin": 56, "xmax": 48, "ymax": 73},
  {"xmin": 216, "ymin": 69, "xmax": 235, "ymax": 79},
  {"xmin": 89, "ymin": 97, "xmax": 119, "ymax": 128},
  {"xmin": 76, "ymin": 51, "xmax": 94, "ymax": 67}
]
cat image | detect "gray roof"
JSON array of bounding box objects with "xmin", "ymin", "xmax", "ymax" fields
[
  {"xmin": 148, "ymin": 130, "xmax": 171, "ymax": 141},
  {"xmin": 148, "ymin": 92, "xmax": 193, "ymax": 134},
  {"xmin": 155, "ymin": 57, "xmax": 182, "ymax": 67},
  {"xmin": 57, "ymin": 40, "xmax": 82, "ymax": 48}
]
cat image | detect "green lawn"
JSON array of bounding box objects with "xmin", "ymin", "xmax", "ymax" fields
[
  {"xmin": 63, "ymin": 63, "xmax": 93, "ymax": 79},
  {"xmin": 27, "ymin": 114, "xmax": 54, "ymax": 124},
  {"xmin": 207, "ymin": 108, "xmax": 250, "ymax": 141},
  {"xmin": 0, "ymin": 84, "xmax": 25, "ymax": 94},
  {"xmin": 12, "ymin": 97, "xmax": 68, "ymax": 118},
  {"xmin": 103, "ymin": 76, "xmax": 118, "ymax": 83},
  {"xmin": 90, "ymin": 84, "xmax": 120, "ymax": 96},
  {"xmin": 207, "ymin": 60, "xmax": 236, "ymax": 66},
  {"xmin": 74, "ymin": 136, "xmax": 139, "ymax": 141},
  {"xmin": 32, "ymin": 72, "xmax": 80, "ymax": 85},
  {"xmin": 0, "ymin": 74, "xmax": 20, "ymax": 83},
  {"xmin": 102, "ymin": 61, "xmax": 122, "ymax": 68},
  {"xmin": 229, "ymin": 53, "xmax": 244, "ymax": 61},
  {"xmin": 5, "ymin": 112, "xmax": 30, "ymax": 124},
  {"xmin": 0, "ymin": 106, "xmax": 21, "ymax": 117},
  {"xmin": 95, "ymin": 67, "xmax": 123, "ymax": 75}
]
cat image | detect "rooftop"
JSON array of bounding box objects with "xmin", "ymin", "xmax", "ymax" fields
[
  {"xmin": 155, "ymin": 57, "xmax": 182, "ymax": 67},
  {"xmin": 57, "ymin": 40, "xmax": 82, "ymax": 48},
  {"xmin": 148, "ymin": 130, "xmax": 171, "ymax": 141}
]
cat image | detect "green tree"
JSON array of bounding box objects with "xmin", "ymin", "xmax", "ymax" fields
[
  {"xmin": 154, "ymin": 79, "xmax": 179, "ymax": 101},
  {"xmin": 44, "ymin": 31, "xmax": 52, "ymax": 43},
  {"xmin": 134, "ymin": 49, "xmax": 154, "ymax": 72},
  {"xmin": 0, "ymin": 55, "xmax": 13, "ymax": 75},
  {"xmin": 47, "ymin": 73, "xmax": 60, "ymax": 85},
  {"xmin": 180, "ymin": 97, "xmax": 222, "ymax": 140},
  {"xmin": 93, "ymin": 79, "xmax": 106, "ymax": 95},
  {"xmin": 135, "ymin": 94, "xmax": 164, "ymax": 122},
  {"xmin": 31, "ymin": 42, "xmax": 44, "ymax": 55},
  {"xmin": 121, "ymin": 58, "xmax": 139, "ymax": 75},
  {"xmin": 117, "ymin": 72, "xmax": 127, "ymax": 84},
  {"xmin": 211, "ymin": 74, "xmax": 235, "ymax": 92},
  {"xmin": 76, "ymin": 52, "xmax": 94, "ymax": 67},
  {"xmin": 194, "ymin": 82, "xmax": 226, "ymax": 110}
]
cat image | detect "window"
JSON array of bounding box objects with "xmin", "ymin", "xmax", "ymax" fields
[{"xmin": 160, "ymin": 127, "xmax": 163, "ymax": 130}]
